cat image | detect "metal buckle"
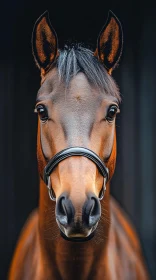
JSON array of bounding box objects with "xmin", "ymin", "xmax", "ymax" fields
[
  {"xmin": 47, "ymin": 176, "xmax": 56, "ymax": 201},
  {"xmin": 99, "ymin": 177, "xmax": 106, "ymax": 200},
  {"xmin": 99, "ymin": 168, "xmax": 108, "ymax": 200}
]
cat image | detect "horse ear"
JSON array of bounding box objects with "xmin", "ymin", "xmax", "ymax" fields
[
  {"xmin": 32, "ymin": 11, "xmax": 58, "ymax": 75},
  {"xmin": 95, "ymin": 11, "xmax": 123, "ymax": 74}
]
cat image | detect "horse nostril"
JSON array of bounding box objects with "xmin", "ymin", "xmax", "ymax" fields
[
  {"xmin": 55, "ymin": 194, "xmax": 74, "ymax": 226},
  {"xmin": 89, "ymin": 197, "xmax": 101, "ymax": 226},
  {"xmin": 57, "ymin": 197, "xmax": 67, "ymax": 225},
  {"xmin": 83, "ymin": 194, "xmax": 101, "ymax": 227}
]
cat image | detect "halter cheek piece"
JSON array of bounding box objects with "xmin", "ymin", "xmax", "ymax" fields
[{"xmin": 43, "ymin": 147, "xmax": 109, "ymax": 201}]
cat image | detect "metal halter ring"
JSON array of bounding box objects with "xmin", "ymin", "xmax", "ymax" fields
[
  {"xmin": 47, "ymin": 176, "xmax": 56, "ymax": 201},
  {"xmin": 99, "ymin": 177, "xmax": 107, "ymax": 200}
]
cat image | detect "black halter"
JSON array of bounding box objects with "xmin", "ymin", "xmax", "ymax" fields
[{"xmin": 43, "ymin": 147, "xmax": 109, "ymax": 201}]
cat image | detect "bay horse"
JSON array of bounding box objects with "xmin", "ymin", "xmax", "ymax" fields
[{"xmin": 8, "ymin": 11, "xmax": 149, "ymax": 280}]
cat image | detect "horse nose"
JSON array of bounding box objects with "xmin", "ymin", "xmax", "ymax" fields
[
  {"xmin": 56, "ymin": 193, "xmax": 75, "ymax": 226},
  {"xmin": 83, "ymin": 193, "xmax": 101, "ymax": 227}
]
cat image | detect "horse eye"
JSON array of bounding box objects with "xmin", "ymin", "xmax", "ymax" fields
[
  {"xmin": 36, "ymin": 105, "xmax": 48, "ymax": 122},
  {"xmin": 106, "ymin": 105, "xmax": 118, "ymax": 122}
]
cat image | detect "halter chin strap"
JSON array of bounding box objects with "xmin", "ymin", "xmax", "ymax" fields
[{"xmin": 43, "ymin": 147, "xmax": 109, "ymax": 201}]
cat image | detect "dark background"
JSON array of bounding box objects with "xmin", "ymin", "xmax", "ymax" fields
[{"xmin": 1, "ymin": 0, "xmax": 155, "ymax": 279}]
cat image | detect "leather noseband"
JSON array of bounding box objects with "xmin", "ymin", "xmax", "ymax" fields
[{"xmin": 43, "ymin": 147, "xmax": 109, "ymax": 201}]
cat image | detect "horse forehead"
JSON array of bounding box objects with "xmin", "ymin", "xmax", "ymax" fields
[
  {"xmin": 39, "ymin": 70, "xmax": 102, "ymax": 103},
  {"xmin": 58, "ymin": 74, "xmax": 103, "ymax": 119},
  {"xmin": 67, "ymin": 73, "xmax": 99, "ymax": 98}
]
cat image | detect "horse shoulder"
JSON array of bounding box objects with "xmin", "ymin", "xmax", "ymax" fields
[
  {"xmin": 8, "ymin": 209, "xmax": 39, "ymax": 280},
  {"xmin": 109, "ymin": 196, "xmax": 149, "ymax": 280}
]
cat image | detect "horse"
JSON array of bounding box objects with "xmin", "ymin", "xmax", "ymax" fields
[{"xmin": 8, "ymin": 11, "xmax": 149, "ymax": 280}]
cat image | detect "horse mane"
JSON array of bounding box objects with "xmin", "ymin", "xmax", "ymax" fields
[{"xmin": 54, "ymin": 44, "xmax": 121, "ymax": 102}]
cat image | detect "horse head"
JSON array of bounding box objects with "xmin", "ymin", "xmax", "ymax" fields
[{"xmin": 32, "ymin": 11, "xmax": 123, "ymax": 241}]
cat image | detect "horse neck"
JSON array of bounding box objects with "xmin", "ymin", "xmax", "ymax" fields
[{"xmin": 37, "ymin": 178, "xmax": 111, "ymax": 279}]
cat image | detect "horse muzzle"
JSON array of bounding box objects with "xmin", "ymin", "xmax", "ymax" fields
[{"xmin": 55, "ymin": 192, "xmax": 101, "ymax": 241}]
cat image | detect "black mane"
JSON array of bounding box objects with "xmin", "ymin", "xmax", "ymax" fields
[{"xmin": 55, "ymin": 45, "xmax": 121, "ymax": 102}]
